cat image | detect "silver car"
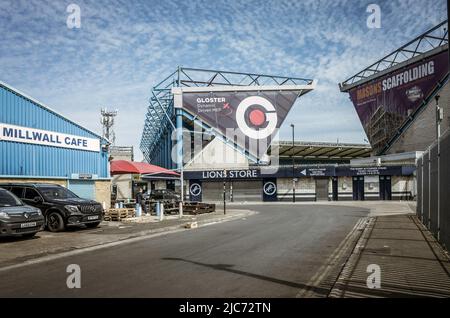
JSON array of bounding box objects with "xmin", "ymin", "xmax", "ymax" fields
[{"xmin": 0, "ymin": 188, "xmax": 45, "ymax": 238}]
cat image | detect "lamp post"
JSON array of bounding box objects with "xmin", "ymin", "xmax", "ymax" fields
[
  {"xmin": 436, "ymin": 95, "xmax": 442, "ymax": 241},
  {"xmin": 291, "ymin": 124, "xmax": 295, "ymax": 203},
  {"xmin": 223, "ymin": 169, "xmax": 227, "ymax": 215}
]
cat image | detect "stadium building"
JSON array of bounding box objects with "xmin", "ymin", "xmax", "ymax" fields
[
  {"xmin": 0, "ymin": 81, "xmax": 111, "ymax": 207},
  {"xmin": 140, "ymin": 67, "xmax": 415, "ymax": 202}
]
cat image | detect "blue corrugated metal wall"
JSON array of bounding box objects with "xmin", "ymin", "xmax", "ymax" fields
[{"xmin": 0, "ymin": 84, "xmax": 109, "ymax": 178}]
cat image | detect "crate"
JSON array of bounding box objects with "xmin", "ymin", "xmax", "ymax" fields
[{"xmin": 104, "ymin": 208, "xmax": 136, "ymax": 221}]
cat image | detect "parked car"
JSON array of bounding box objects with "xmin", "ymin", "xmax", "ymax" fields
[
  {"xmin": 0, "ymin": 188, "xmax": 45, "ymax": 238},
  {"xmin": 0, "ymin": 183, "xmax": 103, "ymax": 232},
  {"xmin": 147, "ymin": 189, "xmax": 181, "ymax": 202}
]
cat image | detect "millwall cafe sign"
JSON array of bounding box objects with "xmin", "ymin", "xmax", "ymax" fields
[
  {"xmin": 0, "ymin": 123, "xmax": 100, "ymax": 152},
  {"xmin": 172, "ymin": 82, "xmax": 315, "ymax": 159}
]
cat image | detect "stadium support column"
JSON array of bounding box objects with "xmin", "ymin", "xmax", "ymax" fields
[
  {"xmin": 176, "ymin": 108, "xmax": 184, "ymax": 217},
  {"xmin": 291, "ymin": 124, "xmax": 296, "ymax": 203}
]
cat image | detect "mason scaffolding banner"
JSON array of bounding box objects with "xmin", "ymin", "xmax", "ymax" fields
[
  {"xmin": 348, "ymin": 50, "xmax": 449, "ymax": 150},
  {"xmin": 182, "ymin": 90, "xmax": 300, "ymax": 158}
]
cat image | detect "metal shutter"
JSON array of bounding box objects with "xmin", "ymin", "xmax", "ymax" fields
[{"xmin": 68, "ymin": 180, "xmax": 96, "ymax": 200}]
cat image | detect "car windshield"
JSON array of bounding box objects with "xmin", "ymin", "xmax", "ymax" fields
[
  {"xmin": 0, "ymin": 190, "xmax": 23, "ymax": 207},
  {"xmin": 38, "ymin": 187, "xmax": 79, "ymax": 200}
]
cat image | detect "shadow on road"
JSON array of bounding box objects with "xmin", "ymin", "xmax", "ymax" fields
[{"xmin": 162, "ymin": 257, "xmax": 330, "ymax": 296}]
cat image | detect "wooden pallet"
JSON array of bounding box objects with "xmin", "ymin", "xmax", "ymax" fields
[
  {"xmin": 182, "ymin": 202, "xmax": 216, "ymax": 215},
  {"xmin": 104, "ymin": 208, "xmax": 136, "ymax": 221}
]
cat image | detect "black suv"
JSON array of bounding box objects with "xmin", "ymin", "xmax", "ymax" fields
[{"xmin": 0, "ymin": 183, "xmax": 103, "ymax": 232}]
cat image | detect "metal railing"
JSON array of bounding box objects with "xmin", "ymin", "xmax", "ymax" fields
[
  {"xmin": 416, "ymin": 128, "xmax": 450, "ymax": 251},
  {"xmin": 340, "ymin": 20, "xmax": 448, "ymax": 90}
]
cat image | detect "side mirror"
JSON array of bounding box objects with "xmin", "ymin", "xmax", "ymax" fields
[{"xmin": 33, "ymin": 196, "xmax": 43, "ymax": 203}]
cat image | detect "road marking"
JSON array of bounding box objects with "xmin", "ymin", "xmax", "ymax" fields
[{"xmin": 328, "ymin": 217, "xmax": 375, "ymax": 298}]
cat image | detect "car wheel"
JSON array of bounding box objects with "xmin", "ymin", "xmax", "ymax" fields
[
  {"xmin": 47, "ymin": 212, "xmax": 65, "ymax": 232},
  {"xmin": 85, "ymin": 222, "xmax": 101, "ymax": 228},
  {"xmin": 22, "ymin": 232, "xmax": 36, "ymax": 239}
]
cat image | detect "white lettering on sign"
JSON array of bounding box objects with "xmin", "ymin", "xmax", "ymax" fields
[
  {"xmin": 202, "ymin": 170, "xmax": 258, "ymax": 179},
  {"xmin": 0, "ymin": 123, "xmax": 100, "ymax": 152}
]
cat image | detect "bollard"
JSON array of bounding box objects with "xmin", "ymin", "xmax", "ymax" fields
[
  {"xmin": 155, "ymin": 201, "xmax": 160, "ymax": 217},
  {"xmin": 135, "ymin": 204, "xmax": 141, "ymax": 217},
  {"xmin": 159, "ymin": 203, "xmax": 165, "ymax": 221},
  {"xmin": 179, "ymin": 201, "xmax": 183, "ymax": 218}
]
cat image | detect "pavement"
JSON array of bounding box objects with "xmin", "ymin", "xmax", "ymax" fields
[
  {"xmin": 329, "ymin": 213, "xmax": 450, "ymax": 298},
  {"xmin": 227, "ymin": 200, "xmax": 417, "ymax": 217}
]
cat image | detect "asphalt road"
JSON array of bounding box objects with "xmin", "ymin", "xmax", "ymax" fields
[{"xmin": 0, "ymin": 204, "xmax": 369, "ymax": 297}]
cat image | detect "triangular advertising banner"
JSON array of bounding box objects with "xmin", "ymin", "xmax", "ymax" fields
[
  {"xmin": 182, "ymin": 90, "xmax": 300, "ymax": 159},
  {"xmin": 347, "ymin": 50, "xmax": 448, "ymax": 154}
]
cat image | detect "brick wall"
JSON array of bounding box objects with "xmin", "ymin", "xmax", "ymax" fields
[
  {"xmin": 94, "ymin": 180, "xmax": 111, "ymax": 209},
  {"xmin": 112, "ymin": 174, "xmax": 132, "ymax": 200},
  {"xmin": 388, "ymin": 81, "xmax": 450, "ymax": 154}
]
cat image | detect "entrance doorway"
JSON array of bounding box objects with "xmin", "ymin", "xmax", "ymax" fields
[
  {"xmin": 352, "ymin": 176, "xmax": 365, "ymax": 201},
  {"xmin": 202, "ymin": 182, "xmax": 231, "ymax": 202},
  {"xmin": 232, "ymin": 181, "xmax": 262, "ymax": 202},
  {"xmin": 332, "ymin": 177, "xmax": 338, "ymax": 201},
  {"xmin": 315, "ymin": 178, "xmax": 329, "ymax": 201},
  {"xmin": 379, "ymin": 176, "xmax": 392, "ymax": 200}
]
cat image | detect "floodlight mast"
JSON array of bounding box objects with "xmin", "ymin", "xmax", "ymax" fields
[{"xmin": 101, "ymin": 108, "xmax": 118, "ymax": 145}]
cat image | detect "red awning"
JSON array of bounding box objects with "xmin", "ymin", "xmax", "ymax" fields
[{"xmin": 110, "ymin": 160, "xmax": 180, "ymax": 177}]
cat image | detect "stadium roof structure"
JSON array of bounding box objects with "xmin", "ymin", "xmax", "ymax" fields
[
  {"xmin": 339, "ymin": 20, "xmax": 448, "ymax": 92},
  {"xmin": 270, "ymin": 141, "xmax": 372, "ymax": 160},
  {"xmin": 140, "ymin": 67, "xmax": 315, "ymax": 167}
]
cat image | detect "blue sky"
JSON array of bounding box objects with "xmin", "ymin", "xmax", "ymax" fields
[{"xmin": 0, "ymin": 0, "xmax": 447, "ymax": 161}]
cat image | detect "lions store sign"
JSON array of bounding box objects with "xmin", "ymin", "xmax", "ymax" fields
[{"xmin": 0, "ymin": 123, "xmax": 100, "ymax": 152}]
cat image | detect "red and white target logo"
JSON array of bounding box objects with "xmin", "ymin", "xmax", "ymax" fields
[{"xmin": 236, "ymin": 96, "xmax": 278, "ymax": 139}]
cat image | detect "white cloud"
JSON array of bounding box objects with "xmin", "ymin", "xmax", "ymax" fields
[{"xmin": 0, "ymin": 0, "xmax": 446, "ymax": 161}]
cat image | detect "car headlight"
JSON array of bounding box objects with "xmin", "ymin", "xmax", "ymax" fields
[
  {"xmin": 65, "ymin": 205, "xmax": 79, "ymax": 214},
  {"xmin": 36, "ymin": 209, "xmax": 42, "ymax": 216},
  {"xmin": 0, "ymin": 211, "xmax": 10, "ymax": 219}
]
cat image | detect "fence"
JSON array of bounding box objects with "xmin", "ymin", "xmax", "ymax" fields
[{"xmin": 416, "ymin": 129, "xmax": 450, "ymax": 250}]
